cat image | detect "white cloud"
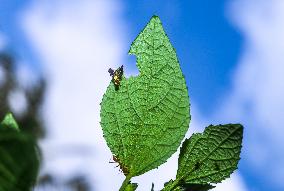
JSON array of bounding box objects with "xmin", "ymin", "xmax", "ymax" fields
[
  {"xmin": 8, "ymin": 88, "xmax": 28, "ymax": 116},
  {"xmin": 16, "ymin": 61, "xmax": 41, "ymax": 90},
  {"xmin": 216, "ymin": 0, "xmax": 284, "ymax": 189}
]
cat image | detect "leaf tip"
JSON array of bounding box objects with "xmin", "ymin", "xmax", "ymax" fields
[
  {"xmin": 0, "ymin": 112, "xmax": 20, "ymax": 131},
  {"xmin": 128, "ymin": 15, "xmax": 164, "ymax": 56},
  {"xmin": 150, "ymin": 15, "xmax": 160, "ymax": 21}
]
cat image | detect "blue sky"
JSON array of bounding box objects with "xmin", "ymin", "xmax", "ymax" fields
[{"xmin": 1, "ymin": 1, "xmax": 284, "ymax": 191}]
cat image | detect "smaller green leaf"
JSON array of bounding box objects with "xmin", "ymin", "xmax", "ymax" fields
[
  {"xmin": 0, "ymin": 113, "xmax": 19, "ymax": 131},
  {"xmin": 177, "ymin": 124, "xmax": 243, "ymax": 184}
]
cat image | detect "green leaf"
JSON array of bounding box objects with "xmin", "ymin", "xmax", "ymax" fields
[
  {"xmin": 100, "ymin": 15, "xmax": 190, "ymax": 177},
  {"xmin": 0, "ymin": 115, "xmax": 39, "ymax": 191},
  {"xmin": 0, "ymin": 113, "xmax": 19, "ymax": 131},
  {"xmin": 177, "ymin": 124, "xmax": 243, "ymax": 184}
]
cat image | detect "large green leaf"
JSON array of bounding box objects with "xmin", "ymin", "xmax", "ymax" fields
[
  {"xmin": 100, "ymin": 16, "xmax": 190, "ymax": 177},
  {"xmin": 177, "ymin": 124, "xmax": 243, "ymax": 184},
  {"xmin": 0, "ymin": 113, "xmax": 39, "ymax": 191}
]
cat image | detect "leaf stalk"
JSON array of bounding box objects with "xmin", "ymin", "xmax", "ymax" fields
[{"xmin": 119, "ymin": 174, "xmax": 132, "ymax": 191}]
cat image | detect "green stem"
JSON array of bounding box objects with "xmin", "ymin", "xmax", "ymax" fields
[
  {"xmin": 119, "ymin": 174, "xmax": 132, "ymax": 191},
  {"xmin": 162, "ymin": 164, "xmax": 198, "ymax": 190}
]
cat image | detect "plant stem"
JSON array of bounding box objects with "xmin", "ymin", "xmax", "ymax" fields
[{"xmin": 119, "ymin": 174, "xmax": 132, "ymax": 191}]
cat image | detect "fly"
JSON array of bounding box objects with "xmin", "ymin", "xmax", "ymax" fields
[{"xmin": 108, "ymin": 65, "xmax": 124, "ymax": 91}]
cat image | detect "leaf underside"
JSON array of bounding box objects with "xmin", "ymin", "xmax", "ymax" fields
[
  {"xmin": 100, "ymin": 15, "xmax": 190, "ymax": 177},
  {"xmin": 177, "ymin": 124, "xmax": 243, "ymax": 185}
]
